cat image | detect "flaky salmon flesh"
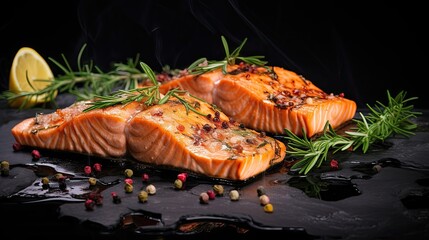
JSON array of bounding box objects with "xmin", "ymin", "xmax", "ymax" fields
[
  {"xmin": 11, "ymin": 93, "xmax": 286, "ymax": 181},
  {"xmin": 157, "ymin": 64, "xmax": 357, "ymax": 137}
]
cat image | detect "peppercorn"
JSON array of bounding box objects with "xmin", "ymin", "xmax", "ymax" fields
[
  {"xmin": 1, "ymin": 160, "xmax": 10, "ymax": 176},
  {"xmin": 264, "ymin": 203, "xmax": 274, "ymax": 213},
  {"xmin": 138, "ymin": 190, "xmax": 148, "ymax": 203},
  {"xmin": 229, "ymin": 190, "xmax": 240, "ymax": 201},
  {"xmin": 12, "ymin": 142, "xmax": 22, "ymax": 151},
  {"xmin": 54, "ymin": 173, "xmax": 64, "ymax": 181},
  {"xmin": 88, "ymin": 192, "xmax": 103, "ymax": 205},
  {"xmin": 93, "ymin": 163, "xmax": 102, "ymax": 172},
  {"xmin": 330, "ymin": 159, "xmax": 339, "ymax": 170},
  {"xmin": 88, "ymin": 177, "xmax": 97, "ymax": 186},
  {"xmin": 207, "ymin": 190, "xmax": 216, "ymax": 200},
  {"xmin": 41, "ymin": 177, "xmax": 50, "ymax": 189},
  {"xmin": 177, "ymin": 173, "xmax": 187, "ymax": 183},
  {"xmin": 31, "ymin": 149, "xmax": 41, "ymax": 161},
  {"xmin": 85, "ymin": 199, "xmax": 95, "ymax": 211},
  {"xmin": 124, "ymin": 178, "xmax": 133, "ymax": 185},
  {"xmin": 259, "ymin": 195, "xmax": 270, "ymax": 206},
  {"xmin": 84, "ymin": 165, "xmax": 92, "ymax": 176},
  {"xmin": 1, "ymin": 160, "xmax": 9, "ymax": 169},
  {"xmin": 199, "ymin": 192, "xmax": 209, "ymax": 204},
  {"xmin": 124, "ymin": 169, "xmax": 133, "ymax": 178},
  {"xmin": 111, "ymin": 192, "xmax": 121, "ymax": 204},
  {"xmin": 256, "ymin": 186, "xmax": 265, "ymax": 197},
  {"xmin": 174, "ymin": 179, "xmax": 183, "ymax": 190},
  {"xmin": 124, "ymin": 183, "xmax": 133, "ymax": 193},
  {"xmin": 373, "ymin": 164, "xmax": 382, "ymax": 173},
  {"xmin": 146, "ymin": 184, "xmax": 156, "ymax": 195},
  {"xmin": 213, "ymin": 184, "xmax": 224, "ymax": 196},
  {"xmin": 142, "ymin": 173, "xmax": 149, "ymax": 182}
]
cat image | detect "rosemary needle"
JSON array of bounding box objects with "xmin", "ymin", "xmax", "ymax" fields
[
  {"xmin": 283, "ymin": 90, "xmax": 421, "ymax": 175},
  {"xmin": 187, "ymin": 36, "xmax": 270, "ymax": 75},
  {"xmin": 83, "ymin": 62, "xmax": 210, "ymax": 117}
]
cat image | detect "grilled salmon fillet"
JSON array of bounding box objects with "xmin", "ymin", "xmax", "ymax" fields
[
  {"xmin": 157, "ymin": 64, "xmax": 357, "ymax": 137},
  {"xmin": 11, "ymin": 101, "xmax": 146, "ymax": 158},
  {"xmin": 11, "ymin": 93, "xmax": 286, "ymax": 181},
  {"xmin": 126, "ymin": 94, "xmax": 286, "ymax": 181}
]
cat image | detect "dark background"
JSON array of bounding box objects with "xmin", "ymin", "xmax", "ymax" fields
[{"xmin": 1, "ymin": 0, "xmax": 428, "ymax": 109}]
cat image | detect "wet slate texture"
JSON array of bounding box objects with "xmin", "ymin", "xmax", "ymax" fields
[{"xmin": 1, "ymin": 102, "xmax": 428, "ymax": 239}]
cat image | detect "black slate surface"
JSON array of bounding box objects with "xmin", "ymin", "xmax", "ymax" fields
[{"xmin": 1, "ymin": 100, "xmax": 429, "ymax": 239}]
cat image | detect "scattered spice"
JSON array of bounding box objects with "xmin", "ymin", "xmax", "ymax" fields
[
  {"xmin": 373, "ymin": 164, "xmax": 382, "ymax": 173},
  {"xmin": 88, "ymin": 177, "xmax": 97, "ymax": 186},
  {"xmin": 142, "ymin": 173, "xmax": 149, "ymax": 182},
  {"xmin": 138, "ymin": 190, "xmax": 148, "ymax": 203},
  {"xmin": 177, "ymin": 173, "xmax": 188, "ymax": 182},
  {"xmin": 124, "ymin": 169, "xmax": 133, "ymax": 178},
  {"xmin": 199, "ymin": 192, "xmax": 209, "ymax": 204},
  {"xmin": 124, "ymin": 183, "xmax": 133, "ymax": 193},
  {"xmin": 259, "ymin": 195, "xmax": 270, "ymax": 206},
  {"xmin": 54, "ymin": 173, "xmax": 64, "ymax": 181},
  {"xmin": 85, "ymin": 199, "xmax": 95, "ymax": 211},
  {"xmin": 93, "ymin": 163, "xmax": 102, "ymax": 173},
  {"xmin": 146, "ymin": 184, "xmax": 156, "ymax": 195},
  {"xmin": 213, "ymin": 185, "xmax": 224, "ymax": 196},
  {"xmin": 31, "ymin": 149, "xmax": 41, "ymax": 161},
  {"xmin": 263, "ymin": 203, "xmax": 274, "ymax": 213},
  {"xmin": 330, "ymin": 159, "xmax": 339, "ymax": 170},
  {"xmin": 111, "ymin": 192, "xmax": 121, "ymax": 204},
  {"xmin": 41, "ymin": 177, "xmax": 50, "ymax": 189},
  {"xmin": 256, "ymin": 186, "xmax": 265, "ymax": 197},
  {"xmin": 12, "ymin": 142, "xmax": 22, "ymax": 151},
  {"xmin": 207, "ymin": 190, "xmax": 216, "ymax": 200},
  {"xmin": 1, "ymin": 160, "xmax": 10, "ymax": 176},
  {"xmin": 84, "ymin": 166, "xmax": 92, "ymax": 175},
  {"xmin": 88, "ymin": 192, "xmax": 103, "ymax": 205},
  {"xmin": 174, "ymin": 179, "xmax": 183, "ymax": 190},
  {"xmin": 229, "ymin": 190, "xmax": 240, "ymax": 201},
  {"xmin": 124, "ymin": 178, "xmax": 133, "ymax": 185}
]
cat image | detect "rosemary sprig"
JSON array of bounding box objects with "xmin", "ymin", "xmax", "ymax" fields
[
  {"xmin": 283, "ymin": 90, "xmax": 421, "ymax": 175},
  {"xmin": 84, "ymin": 62, "xmax": 209, "ymax": 117},
  {"xmin": 0, "ymin": 44, "xmax": 149, "ymax": 109},
  {"xmin": 187, "ymin": 36, "xmax": 269, "ymax": 75}
]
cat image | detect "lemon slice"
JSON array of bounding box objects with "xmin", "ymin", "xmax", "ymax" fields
[{"xmin": 8, "ymin": 47, "xmax": 56, "ymax": 108}]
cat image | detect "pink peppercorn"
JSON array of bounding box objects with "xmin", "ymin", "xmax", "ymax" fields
[
  {"xmin": 330, "ymin": 159, "xmax": 339, "ymax": 170},
  {"xmin": 142, "ymin": 173, "xmax": 149, "ymax": 182},
  {"xmin": 207, "ymin": 190, "xmax": 216, "ymax": 200},
  {"xmin": 85, "ymin": 199, "xmax": 95, "ymax": 211},
  {"xmin": 31, "ymin": 149, "xmax": 41, "ymax": 160},
  {"xmin": 12, "ymin": 142, "xmax": 22, "ymax": 151},
  {"xmin": 111, "ymin": 192, "xmax": 121, "ymax": 204},
  {"xmin": 93, "ymin": 163, "xmax": 102, "ymax": 172},
  {"xmin": 84, "ymin": 166, "xmax": 92, "ymax": 175},
  {"xmin": 124, "ymin": 178, "xmax": 133, "ymax": 185},
  {"xmin": 177, "ymin": 173, "xmax": 187, "ymax": 183}
]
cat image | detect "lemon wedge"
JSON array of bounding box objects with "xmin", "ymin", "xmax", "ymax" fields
[{"xmin": 8, "ymin": 47, "xmax": 56, "ymax": 108}]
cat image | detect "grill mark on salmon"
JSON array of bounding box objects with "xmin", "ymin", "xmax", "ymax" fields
[
  {"xmin": 11, "ymin": 93, "xmax": 286, "ymax": 181},
  {"xmin": 157, "ymin": 65, "xmax": 357, "ymax": 137}
]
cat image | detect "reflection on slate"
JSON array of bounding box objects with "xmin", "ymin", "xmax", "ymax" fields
[{"xmin": 1, "ymin": 102, "xmax": 429, "ymax": 239}]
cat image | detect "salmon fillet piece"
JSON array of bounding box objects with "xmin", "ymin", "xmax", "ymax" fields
[
  {"xmin": 11, "ymin": 101, "xmax": 146, "ymax": 158},
  {"xmin": 11, "ymin": 93, "xmax": 286, "ymax": 181},
  {"xmin": 126, "ymin": 93, "xmax": 286, "ymax": 181},
  {"xmin": 157, "ymin": 64, "xmax": 357, "ymax": 137}
]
